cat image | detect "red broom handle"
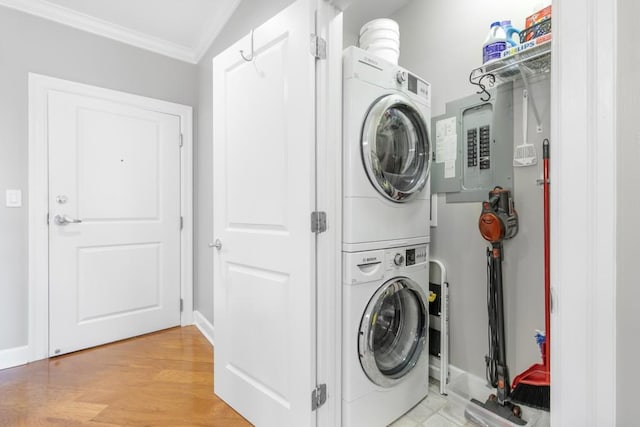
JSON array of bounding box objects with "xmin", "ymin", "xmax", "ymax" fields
[{"xmin": 543, "ymin": 139, "xmax": 550, "ymax": 371}]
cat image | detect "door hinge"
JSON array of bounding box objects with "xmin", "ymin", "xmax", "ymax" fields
[
  {"xmin": 311, "ymin": 384, "xmax": 327, "ymax": 411},
  {"xmin": 310, "ymin": 34, "xmax": 326, "ymax": 59},
  {"xmin": 46, "ymin": 213, "xmax": 50, "ymax": 225},
  {"xmin": 180, "ymin": 216, "xmax": 184, "ymax": 230},
  {"xmin": 180, "ymin": 298, "xmax": 183, "ymax": 312},
  {"xmin": 179, "ymin": 134, "xmax": 184, "ymax": 148},
  {"xmin": 311, "ymin": 211, "xmax": 327, "ymax": 234}
]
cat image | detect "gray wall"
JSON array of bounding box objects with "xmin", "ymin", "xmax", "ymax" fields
[
  {"xmin": 193, "ymin": 0, "xmax": 295, "ymax": 324},
  {"xmin": 387, "ymin": 0, "xmax": 548, "ymax": 379},
  {"xmin": 617, "ymin": 0, "xmax": 639, "ymax": 424},
  {"xmin": 0, "ymin": 6, "xmax": 197, "ymax": 351}
]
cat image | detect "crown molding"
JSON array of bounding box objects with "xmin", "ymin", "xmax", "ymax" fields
[
  {"xmin": 193, "ymin": 0, "xmax": 241, "ymax": 63},
  {"xmin": 0, "ymin": 0, "xmax": 199, "ymax": 63}
]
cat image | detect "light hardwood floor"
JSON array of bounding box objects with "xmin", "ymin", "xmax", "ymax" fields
[{"xmin": 0, "ymin": 326, "xmax": 252, "ymax": 426}]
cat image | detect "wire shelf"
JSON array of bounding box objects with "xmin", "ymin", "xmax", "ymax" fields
[
  {"xmin": 469, "ymin": 36, "xmax": 551, "ymax": 101},
  {"xmin": 483, "ymin": 38, "xmax": 551, "ymax": 82}
]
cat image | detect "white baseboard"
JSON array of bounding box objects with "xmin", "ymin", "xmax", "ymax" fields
[
  {"xmin": 0, "ymin": 345, "xmax": 29, "ymax": 371},
  {"xmin": 193, "ymin": 310, "xmax": 214, "ymax": 347},
  {"xmin": 428, "ymin": 359, "xmax": 465, "ymax": 380},
  {"xmin": 429, "ymin": 357, "xmax": 466, "ymax": 393},
  {"xmin": 448, "ymin": 364, "xmax": 466, "ymax": 382}
]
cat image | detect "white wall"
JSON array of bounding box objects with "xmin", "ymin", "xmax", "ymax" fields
[
  {"xmin": 387, "ymin": 0, "xmax": 547, "ymax": 379},
  {"xmin": 0, "ymin": 6, "xmax": 197, "ymax": 352},
  {"xmin": 341, "ymin": 0, "xmax": 411, "ymax": 47},
  {"xmin": 616, "ymin": 0, "xmax": 639, "ymax": 424},
  {"xmin": 193, "ymin": 0, "xmax": 296, "ymax": 325}
]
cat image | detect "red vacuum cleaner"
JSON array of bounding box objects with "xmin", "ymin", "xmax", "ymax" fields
[
  {"xmin": 465, "ymin": 186, "xmax": 526, "ymax": 426},
  {"xmin": 510, "ymin": 139, "xmax": 551, "ymax": 410}
]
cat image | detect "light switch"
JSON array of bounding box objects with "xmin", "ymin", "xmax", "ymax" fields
[{"xmin": 6, "ymin": 189, "xmax": 22, "ymax": 207}]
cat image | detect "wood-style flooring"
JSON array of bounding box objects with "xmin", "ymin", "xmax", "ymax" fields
[{"xmin": 0, "ymin": 326, "xmax": 252, "ymax": 426}]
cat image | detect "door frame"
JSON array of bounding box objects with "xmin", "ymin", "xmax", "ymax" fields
[
  {"xmin": 552, "ymin": 0, "xmax": 617, "ymax": 425},
  {"xmin": 314, "ymin": 2, "xmax": 343, "ymax": 425},
  {"xmin": 27, "ymin": 73, "xmax": 194, "ymax": 362}
]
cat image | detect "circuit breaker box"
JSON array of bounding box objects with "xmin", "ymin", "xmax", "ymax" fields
[{"xmin": 431, "ymin": 83, "xmax": 514, "ymax": 202}]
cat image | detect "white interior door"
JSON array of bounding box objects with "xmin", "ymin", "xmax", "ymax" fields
[
  {"xmin": 48, "ymin": 90, "xmax": 182, "ymax": 356},
  {"xmin": 212, "ymin": 0, "xmax": 317, "ymax": 425}
]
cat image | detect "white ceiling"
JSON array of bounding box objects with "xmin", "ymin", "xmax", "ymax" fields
[
  {"xmin": 0, "ymin": 0, "xmax": 411, "ymax": 64},
  {"xmin": 0, "ymin": 0, "xmax": 242, "ymax": 63}
]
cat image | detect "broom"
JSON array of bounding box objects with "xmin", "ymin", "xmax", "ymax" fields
[{"xmin": 510, "ymin": 138, "xmax": 551, "ymax": 411}]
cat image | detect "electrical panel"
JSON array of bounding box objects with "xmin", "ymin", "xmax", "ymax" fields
[{"xmin": 431, "ymin": 83, "xmax": 514, "ymax": 203}]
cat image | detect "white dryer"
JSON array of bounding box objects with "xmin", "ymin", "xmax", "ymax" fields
[
  {"xmin": 343, "ymin": 46, "xmax": 432, "ymax": 252},
  {"xmin": 342, "ymin": 243, "xmax": 430, "ymax": 427}
]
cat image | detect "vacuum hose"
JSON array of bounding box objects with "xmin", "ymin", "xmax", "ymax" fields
[{"xmin": 487, "ymin": 243, "xmax": 510, "ymax": 404}]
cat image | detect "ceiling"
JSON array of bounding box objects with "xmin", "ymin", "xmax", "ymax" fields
[
  {"xmin": 0, "ymin": 0, "xmax": 242, "ymax": 63},
  {"xmin": 0, "ymin": 0, "xmax": 410, "ymax": 64}
]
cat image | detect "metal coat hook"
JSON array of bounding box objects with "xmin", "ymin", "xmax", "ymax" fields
[
  {"xmin": 240, "ymin": 29, "xmax": 255, "ymax": 62},
  {"xmin": 469, "ymin": 67, "xmax": 495, "ymax": 102}
]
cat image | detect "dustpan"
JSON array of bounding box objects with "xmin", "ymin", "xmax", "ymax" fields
[{"xmin": 513, "ymin": 90, "xmax": 537, "ymax": 167}]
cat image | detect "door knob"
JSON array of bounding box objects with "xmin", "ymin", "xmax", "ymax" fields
[
  {"xmin": 54, "ymin": 214, "xmax": 82, "ymax": 225},
  {"xmin": 212, "ymin": 239, "xmax": 222, "ymax": 250}
]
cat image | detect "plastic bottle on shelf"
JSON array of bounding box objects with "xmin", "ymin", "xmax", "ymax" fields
[
  {"xmin": 482, "ymin": 21, "xmax": 507, "ymax": 64},
  {"xmin": 500, "ymin": 20, "xmax": 520, "ymax": 46}
]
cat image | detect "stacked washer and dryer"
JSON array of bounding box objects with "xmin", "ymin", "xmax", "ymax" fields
[{"xmin": 341, "ymin": 27, "xmax": 434, "ymax": 427}]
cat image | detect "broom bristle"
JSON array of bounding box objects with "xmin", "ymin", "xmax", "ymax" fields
[{"xmin": 510, "ymin": 383, "xmax": 550, "ymax": 411}]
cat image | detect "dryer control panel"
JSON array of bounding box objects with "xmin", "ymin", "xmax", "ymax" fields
[
  {"xmin": 385, "ymin": 245, "xmax": 428, "ymax": 270},
  {"xmin": 343, "ymin": 46, "xmax": 431, "ymax": 107}
]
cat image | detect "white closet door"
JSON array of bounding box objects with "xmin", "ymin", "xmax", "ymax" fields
[{"xmin": 212, "ymin": 0, "xmax": 317, "ymax": 425}]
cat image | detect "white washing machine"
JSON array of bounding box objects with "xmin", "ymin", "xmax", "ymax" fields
[
  {"xmin": 343, "ymin": 46, "xmax": 432, "ymax": 252},
  {"xmin": 342, "ymin": 243, "xmax": 430, "ymax": 427}
]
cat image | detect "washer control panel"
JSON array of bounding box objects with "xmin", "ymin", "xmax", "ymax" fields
[{"xmin": 386, "ymin": 245, "xmax": 428, "ymax": 269}]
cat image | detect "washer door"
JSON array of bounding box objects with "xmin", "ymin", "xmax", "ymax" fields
[
  {"xmin": 359, "ymin": 277, "xmax": 428, "ymax": 388},
  {"xmin": 361, "ymin": 94, "xmax": 431, "ymax": 202}
]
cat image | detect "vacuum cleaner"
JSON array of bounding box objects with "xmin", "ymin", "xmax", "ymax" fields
[{"xmin": 464, "ymin": 186, "xmax": 526, "ymax": 426}]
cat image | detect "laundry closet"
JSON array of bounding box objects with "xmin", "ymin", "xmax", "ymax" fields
[
  {"xmin": 210, "ymin": 0, "xmax": 617, "ymax": 425},
  {"xmin": 343, "ymin": 0, "xmax": 551, "ymax": 389},
  {"xmin": 340, "ymin": 0, "xmax": 551, "ymax": 425}
]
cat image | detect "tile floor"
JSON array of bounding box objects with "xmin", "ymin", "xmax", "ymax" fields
[
  {"xmin": 389, "ymin": 378, "xmax": 551, "ymax": 427},
  {"xmin": 389, "ymin": 378, "xmax": 475, "ymax": 427}
]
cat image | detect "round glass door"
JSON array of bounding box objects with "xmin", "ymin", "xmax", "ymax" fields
[
  {"xmin": 358, "ymin": 277, "xmax": 428, "ymax": 388},
  {"xmin": 361, "ymin": 94, "xmax": 431, "ymax": 202}
]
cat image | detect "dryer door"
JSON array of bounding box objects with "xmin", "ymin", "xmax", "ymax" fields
[
  {"xmin": 359, "ymin": 277, "xmax": 428, "ymax": 387},
  {"xmin": 362, "ymin": 94, "xmax": 431, "ymax": 202}
]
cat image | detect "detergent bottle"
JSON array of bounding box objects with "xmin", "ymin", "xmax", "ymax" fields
[
  {"xmin": 482, "ymin": 21, "xmax": 507, "ymax": 64},
  {"xmin": 500, "ymin": 20, "xmax": 520, "ymax": 46}
]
